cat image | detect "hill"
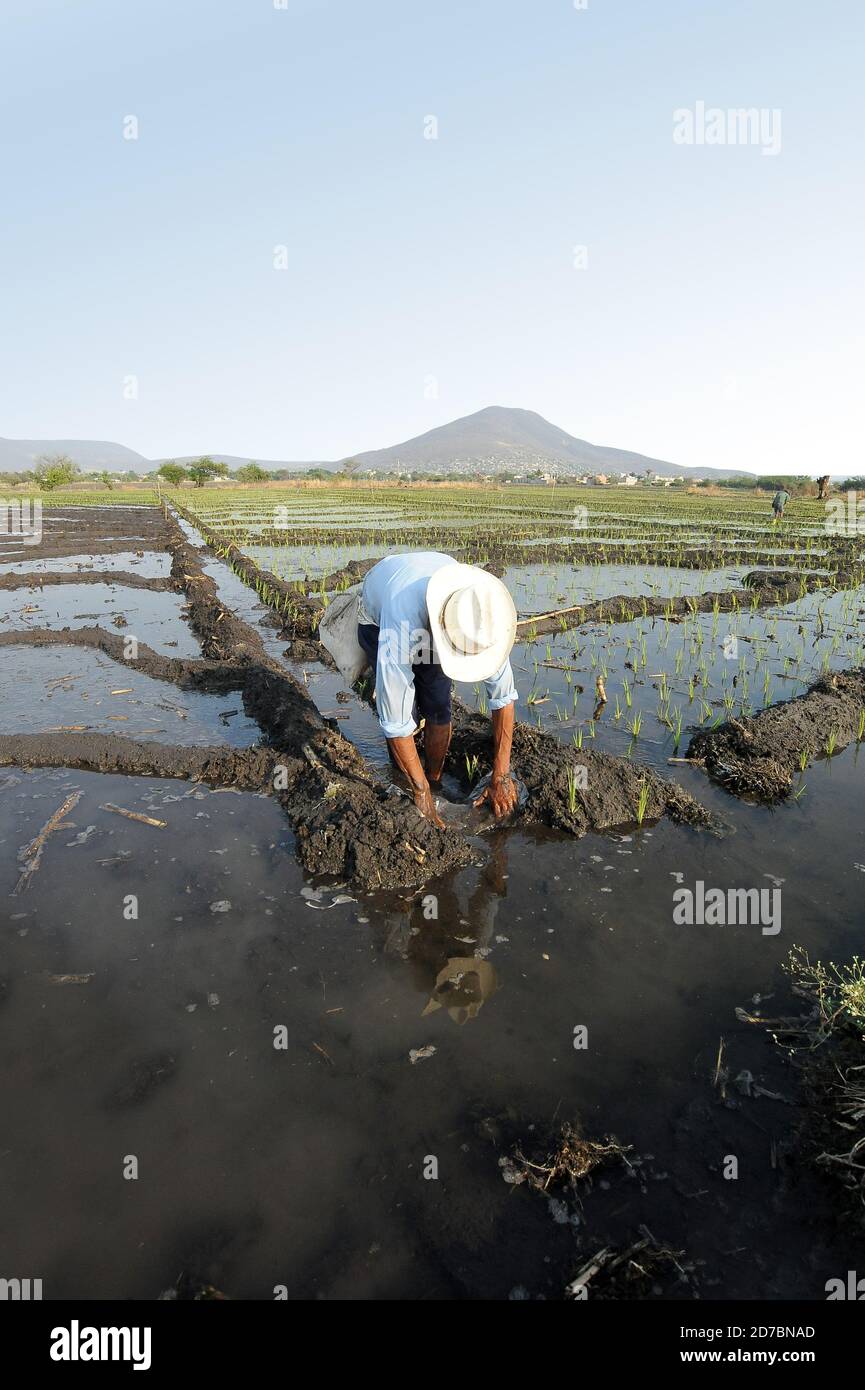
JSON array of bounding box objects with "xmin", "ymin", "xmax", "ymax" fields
[
  {"xmin": 343, "ymin": 406, "xmax": 752, "ymax": 479},
  {"xmin": 1, "ymin": 410, "xmax": 757, "ymax": 479},
  {"xmin": 0, "ymin": 436, "xmax": 150, "ymax": 473}
]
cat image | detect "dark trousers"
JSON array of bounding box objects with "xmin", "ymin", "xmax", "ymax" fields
[{"xmin": 357, "ymin": 623, "xmax": 452, "ymax": 727}]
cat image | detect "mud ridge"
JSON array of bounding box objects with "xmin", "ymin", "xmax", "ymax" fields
[
  {"xmin": 687, "ymin": 666, "xmax": 865, "ymax": 801},
  {"xmin": 447, "ymin": 697, "xmax": 718, "ymax": 836},
  {"xmin": 0, "ymin": 626, "xmax": 245, "ymax": 693},
  {"xmin": 0, "ymin": 732, "xmax": 277, "ymax": 789},
  {"xmin": 0, "ymin": 570, "xmax": 178, "ymax": 593}
]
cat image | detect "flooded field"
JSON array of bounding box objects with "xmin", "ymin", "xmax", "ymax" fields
[{"xmin": 2, "ymin": 484, "xmax": 864, "ymax": 1301}]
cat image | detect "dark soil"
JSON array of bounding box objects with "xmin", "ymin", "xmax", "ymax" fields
[
  {"xmin": 0, "ymin": 570, "xmax": 178, "ymax": 592},
  {"xmin": 448, "ymin": 698, "xmax": 718, "ymax": 836},
  {"xmin": 688, "ymin": 667, "xmax": 865, "ymax": 800},
  {"xmin": 0, "ymin": 731, "xmax": 278, "ymax": 789}
]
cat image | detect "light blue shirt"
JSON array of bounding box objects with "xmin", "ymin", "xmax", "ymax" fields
[{"xmin": 361, "ymin": 551, "xmax": 518, "ymax": 738}]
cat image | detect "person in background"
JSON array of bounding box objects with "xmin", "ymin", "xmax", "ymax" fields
[{"xmin": 771, "ymin": 486, "xmax": 791, "ymax": 521}]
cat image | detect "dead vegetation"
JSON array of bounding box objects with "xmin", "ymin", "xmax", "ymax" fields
[
  {"xmin": 495, "ymin": 1119, "xmax": 694, "ymax": 1299},
  {"xmin": 741, "ymin": 948, "xmax": 865, "ymax": 1223},
  {"xmin": 565, "ymin": 1228, "xmax": 688, "ymax": 1300},
  {"xmin": 505, "ymin": 1123, "xmax": 632, "ymax": 1192}
]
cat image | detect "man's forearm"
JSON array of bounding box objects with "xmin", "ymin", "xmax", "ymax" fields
[
  {"xmin": 387, "ymin": 733, "xmax": 445, "ymax": 827},
  {"xmin": 491, "ymin": 703, "xmax": 515, "ymax": 779},
  {"xmin": 387, "ymin": 734, "xmax": 428, "ymax": 790}
]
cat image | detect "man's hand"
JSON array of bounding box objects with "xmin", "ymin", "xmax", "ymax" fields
[
  {"xmin": 414, "ymin": 784, "xmax": 446, "ymax": 828},
  {"xmin": 473, "ymin": 773, "xmax": 519, "ymax": 819},
  {"xmin": 473, "ymin": 703, "xmax": 518, "ymax": 819},
  {"xmin": 387, "ymin": 733, "xmax": 446, "ymax": 828}
]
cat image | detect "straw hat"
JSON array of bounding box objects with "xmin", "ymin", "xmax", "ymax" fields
[{"xmin": 426, "ymin": 563, "xmax": 517, "ymax": 682}]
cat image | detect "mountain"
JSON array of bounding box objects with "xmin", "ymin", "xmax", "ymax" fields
[
  {"xmin": 343, "ymin": 407, "xmax": 752, "ymax": 479},
  {"xmin": 0, "ymin": 436, "xmax": 150, "ymax": 473},
  {"xmin": 1, "ymin": 410, "xmax": 755, "ymax": 479}
]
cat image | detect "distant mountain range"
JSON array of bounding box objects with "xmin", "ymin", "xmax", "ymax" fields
[
  {"xmin": 2, "ymin": 408, "xmax": 758, "ymax": 479},
  {"xmin": 0, "ymin": 436, "xmax": 150, "ymax": 473}
]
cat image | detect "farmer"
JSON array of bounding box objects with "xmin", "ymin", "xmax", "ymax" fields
[
  {"xmin": 318, "ymin": 553, "xmax": 519, "ymax": 827},
  {"xmin": 771, "ymin": 486, "xmax": 790, "ymax": 520}
]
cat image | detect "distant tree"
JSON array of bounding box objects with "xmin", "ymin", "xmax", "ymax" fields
[
  {"xmin": 187, "ymin": 457, "xmax": 229, "ymax": 487},
  {"xmin": 839, "ymin": 477, "xmax": 865, "ymax": 492},
  {"xmin": 158, "ymin": 462, "xmax": 188, "ymax": 485},
  {"xmin": 34, "ymin": 453, "xmax": 79, "ymax": 491},
  {"xmin": 340, "ymin": 457, "xmax": 361, "ymax": 477},
  {"xmin": 99, "ymin": 470, "xmax": 115, "ymax": 490},
  {"xmin": 235, "ymin": 462, "xmax": 268, "ymax": 483}
]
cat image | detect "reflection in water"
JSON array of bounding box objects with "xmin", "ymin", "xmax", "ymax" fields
[
  {"xmin": 422, "ymin": 957, "xmax": 499, "ymax": 1025},
  {"xmin": 378, "ymin": 836, "xmax": 510, "ymax": 1023}
]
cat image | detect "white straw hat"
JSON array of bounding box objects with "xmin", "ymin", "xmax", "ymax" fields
[{"xmin": 426, "ymin": 563, "xmax": 517, "ymax": 682}]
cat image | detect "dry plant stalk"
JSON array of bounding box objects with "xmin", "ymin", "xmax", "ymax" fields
[
  {"xmin": 14, "ymin": 790, "xmax": 83, "ymax": 894},
  {"xmin": 99, "ymin": 803, "xmax": 167, "ymax": 829}
]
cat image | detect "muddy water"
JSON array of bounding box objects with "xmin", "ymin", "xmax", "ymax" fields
[
  {"xmin": 0, "ymin": 551, "xmax": 172, "ymax": 578},
  {"xmin": 0, "ymin": 750, "xmax": 861, "ymax": 1299},
  {"xmin": 0, "ymin": 647, "xmax": 260, "ymax": 747},
  {"xmin": 2, "ymin": 511, "xmax": 863, "ymax": 1301},
  {"xmin": 0, "ymin": 583, "xmax": 202, "ymax": 658},
  {"xmin": 506, "ymin": 563, "xmax": 749, "ymax": 613}
]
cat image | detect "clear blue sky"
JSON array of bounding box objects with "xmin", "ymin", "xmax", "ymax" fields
[{"xmin": 2, "ymin": 0, "xmax": 861, "ymax": 472}]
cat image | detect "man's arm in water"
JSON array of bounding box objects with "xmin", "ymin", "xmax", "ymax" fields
[
  {"xmin": 387, "ymin": 733, "xmax": 445, "ymax": 828},
  {"xmin": 472, "ymin": 703, "xmax": 518, "ymax": 818},
  {"xmin": 389, "ymin": 706, "xmax": 517, "ymax": 825}
]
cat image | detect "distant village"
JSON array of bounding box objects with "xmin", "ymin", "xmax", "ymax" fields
[{"xmin": 358, "ymin": 465, "xmax": 686, "ymax": 486}]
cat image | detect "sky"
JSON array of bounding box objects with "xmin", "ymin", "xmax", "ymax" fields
[{"xmin": 1, "ymin": 0, "xmax": 862, "ymax": 474}]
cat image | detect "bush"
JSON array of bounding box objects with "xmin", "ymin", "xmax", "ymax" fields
[
  {"xmin": 34, "ymin": 454, "xmax": 78, "ymax": 491},
  {"xmin": 158, "ymin": 462, "xmax": 188, "ymax": 485},
  {"xmin": 235, "ymin": 463, "xmax": 268, "ymax": 483},
  {"xmin": 187, "ymin": 457, "xmax": 229, "ymax": 487}
]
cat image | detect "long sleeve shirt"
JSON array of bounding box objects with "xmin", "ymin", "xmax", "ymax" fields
[{"xmin": 360, "ymin": 551, "xmax": 518, "ymax": 737}]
